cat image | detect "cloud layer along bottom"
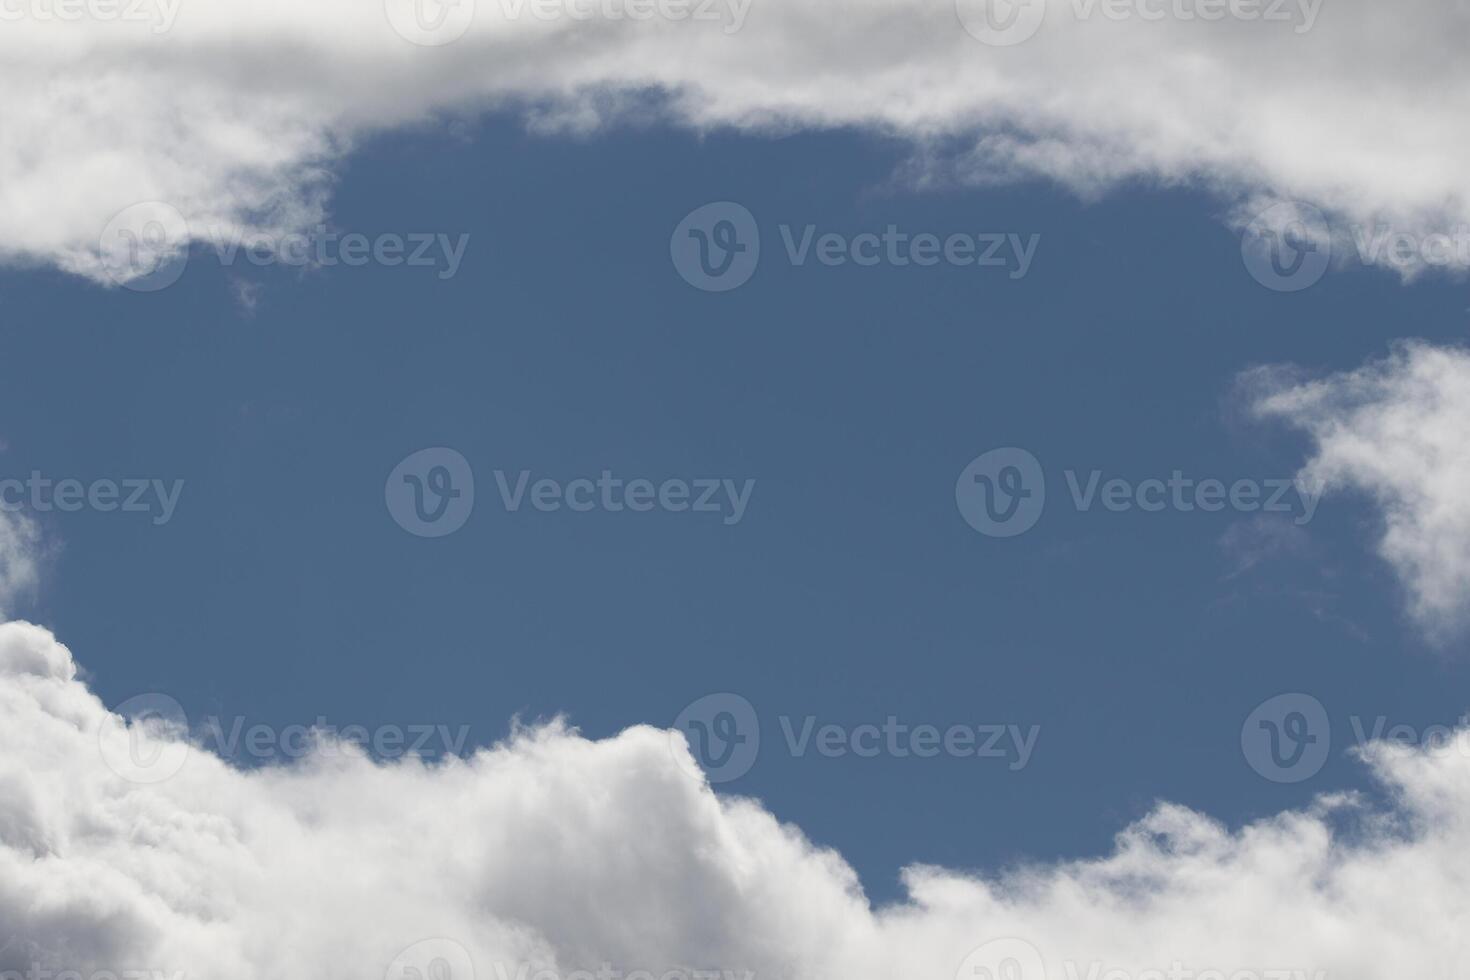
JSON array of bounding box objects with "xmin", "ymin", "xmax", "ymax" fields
[{"xmin": 1, "ymin": 620, "xmax": 1468, "ymax": 980}]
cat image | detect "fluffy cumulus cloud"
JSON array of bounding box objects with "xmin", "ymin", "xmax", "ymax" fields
[
  {"xmin": 1, "ymin": 0, "xmax": 1468, "ymax": 283},
  {"xmin": 1, "ymin": 618, "xmax": 1469, "ymax": 980},
  {"xmin": 1249, "ymin": 341, "xmax": 1470, "ymax": 640}
]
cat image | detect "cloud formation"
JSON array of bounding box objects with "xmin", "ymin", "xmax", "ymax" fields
[
  {"xmin": 1, "ymin": 0, "xmax": 1468, "ymax": 284},
  {"xmin": 0, "ymin": 511, "xmax": 39, "ymax": 619},
  {"xmin": 2, "ymin": 619, "xmax": 1469, "ymax": 980},
  {"xmin": 1250, "ymin": 341, "xmax": 1470, "ymax": 641}
]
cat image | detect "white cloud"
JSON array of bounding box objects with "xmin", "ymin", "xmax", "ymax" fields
[
  {"xmin": 1, "ymin": 0, "xmax": 1468, "ymax": 284},
  {"xmin": 0, "ymin": 511, "xmax": 40, "ymax": 619},
  {"xmin": 2, "ymin": 619, "xmax": 1469, "ymax": 980},
  {"xmin": 1249, "ymin": 341, "xmax": 1470, "ymax": 641}
]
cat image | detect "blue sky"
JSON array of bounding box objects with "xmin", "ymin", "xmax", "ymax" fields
[
  {"xmin": 5, "ymin": 116, "xmax": 1470, "ymax": 901},
  {"xmin": 4, "ymin": 5, "xmax": 1470, "ymax": 979}
]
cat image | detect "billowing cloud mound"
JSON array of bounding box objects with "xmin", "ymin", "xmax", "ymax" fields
[
  {"xmin": 2, "ymin": 619, "xmax": 1469, "ymax": 980},
  {"xmin": 2, "ymin": 0, "xmax": 1469, "ymax": 284},
  {"xmin": 1250, "ymin": 342, "xmax": 1470, "ymax": 640}
]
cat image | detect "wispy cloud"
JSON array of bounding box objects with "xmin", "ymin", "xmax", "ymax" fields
[
  {"xmin": 1248, "ymin": 341, "xmax": 1470, "ymax": 642},
  {"xmin": 0, "ymin": 511, "xmax": 39, "ymax": 621}
]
